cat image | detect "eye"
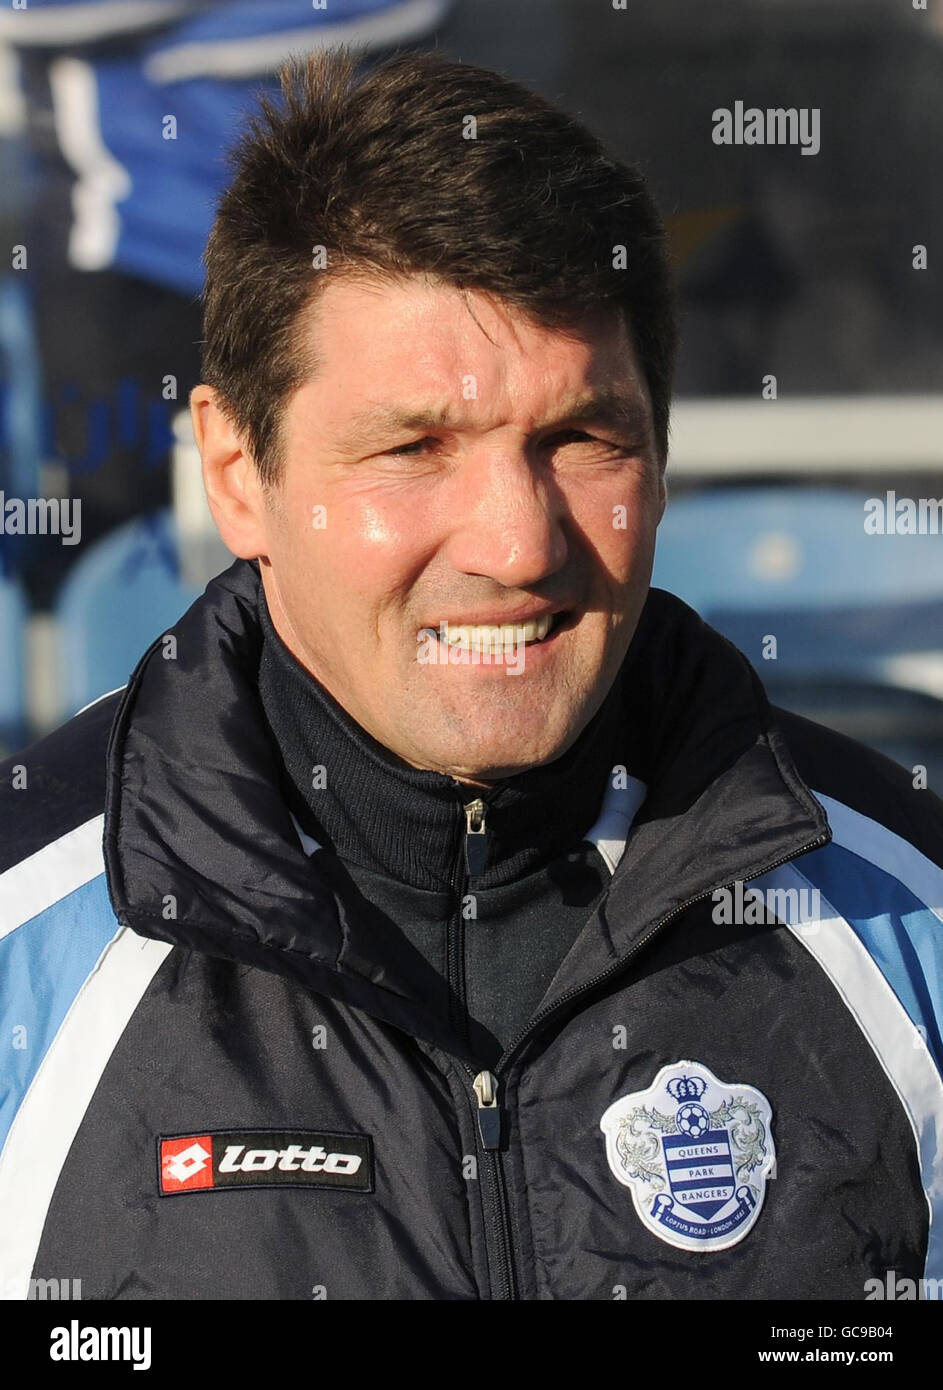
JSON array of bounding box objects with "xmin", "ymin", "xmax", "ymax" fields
[
  {"xmin": 386, "ymin": 437, "xmax": 434, "ymax": 457},
  {"xmin": 544, "ymin": 429, "xmax": 630, "ymax": 453},
  {"xmin": 547, "ymin": 429, "xmax": 596, "ymax": 446}
]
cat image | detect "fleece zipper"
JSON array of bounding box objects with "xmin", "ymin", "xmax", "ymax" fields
[{"xmin": 445, "ymin": 795, "xmax": 488, "ymax": 1045}]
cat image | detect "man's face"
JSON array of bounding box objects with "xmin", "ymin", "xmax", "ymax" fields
[{"xmin": 238, "ymin": 275, "xmax": 664, "ymax": 783}]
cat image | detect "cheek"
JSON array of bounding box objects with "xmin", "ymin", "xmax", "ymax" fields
[
  {"xmin": 351, "ymin": 500, "xmax": 413, "ymax": 550},
  {"xmin": 567, "ymin": 474, "xmax": 660, "ymax": 581},
  {"xmin": 292, "ymin": 488, "xmax": 435, "ymax": 612}
]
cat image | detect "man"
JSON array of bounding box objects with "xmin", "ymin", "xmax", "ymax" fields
[{"xmin": 1, "ymin": 48, "xmax": 941, "ymax": 1302}]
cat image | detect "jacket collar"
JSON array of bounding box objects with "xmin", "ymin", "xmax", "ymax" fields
[{"xmin": 103, "ymin": 558, "xmax": 829, "ymax": 1063}]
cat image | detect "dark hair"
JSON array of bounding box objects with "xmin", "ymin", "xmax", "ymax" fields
[{"xmin": 201, "ymin": 46, "xmax": 677, "ymax": 486}]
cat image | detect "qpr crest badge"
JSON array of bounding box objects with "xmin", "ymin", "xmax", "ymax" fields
[{"xmin": 599, "ymin": 1060, "xmax": 775, "ymax": 1253}]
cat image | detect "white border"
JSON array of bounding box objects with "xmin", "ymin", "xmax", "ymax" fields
[
  {"xmin": 145, "ymin": 0, "xmax": 451, "ymax": 84},
  {"xmin": 0, "ymin": 815, "xmax": 104, "ymax": 942},
  {"xmin": 813, "ymin": 790, "xmax": 943, "ymax": 926},
  {"xmin": 583, "ymin": 770, "xmax": 646, "ymax": 874}
]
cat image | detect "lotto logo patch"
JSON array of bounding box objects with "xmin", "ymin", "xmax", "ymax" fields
[
  {"xmin": 158, "ymin": 1130, "xmax": 374, "ymax": 1196},
  {"xmin": 160, "ymin": 1135, "xmax": 215, "ymax": 1192}
]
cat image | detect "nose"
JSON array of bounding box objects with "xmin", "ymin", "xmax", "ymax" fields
[{"xmin": 442, "ymin": 449, "xmax": 569, "ymax": 589}]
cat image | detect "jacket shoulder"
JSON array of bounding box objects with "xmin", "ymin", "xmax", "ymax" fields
[
  {"xmin": 772, "ymin": 703, "xmax": 943, "ymax": 871},
  {"xmin": 0, "ymin": 690, "xmax": 142, "ymax": 1174},
  {"xmin": 0, "ymin": 690, "xmax": 121, "ymax": 873},
  {"xmin": 766, "ymin": 710, "xmax": 943, "ymax": 1248}
]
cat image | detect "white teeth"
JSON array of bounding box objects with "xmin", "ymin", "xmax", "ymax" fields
[{"xmin": 437, "ymin": 614, "xmax": 554, "ymax": 652}]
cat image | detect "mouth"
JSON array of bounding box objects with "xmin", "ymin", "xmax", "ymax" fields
[{"xmin": 419, "ymin": 610, "xmax": 574, "ymax": 655}]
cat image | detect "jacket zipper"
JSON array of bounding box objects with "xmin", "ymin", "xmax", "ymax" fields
[
  {"xmin": 446, "ymin": 796, "xmax": 517, "ymax": 1300},
  {"xmin": 470, "ymin": 1067, "xmax": 516, "ymax": 1301}
]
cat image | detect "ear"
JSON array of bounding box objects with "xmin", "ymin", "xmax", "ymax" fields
[
  {"xmin": 656, "ymin": 454, "xmax": 668, "ymax": 525},
  {"xmin": 190, "ymin": 385, "xmax": 270, "ymax": 559}
]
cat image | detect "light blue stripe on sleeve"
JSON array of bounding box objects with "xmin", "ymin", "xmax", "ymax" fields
[
  {"xmin": 0, "ymin": 875, "xmax": 120, "ymax": 1153},
  {"xmin": 797, "ymin": 839, "xmax": 943, "ymax": 1079}
]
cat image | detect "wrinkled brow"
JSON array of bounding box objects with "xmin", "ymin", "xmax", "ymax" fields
[{"xmin": 344, "ymin": 388, "xmax": 652, "ymax": 444}]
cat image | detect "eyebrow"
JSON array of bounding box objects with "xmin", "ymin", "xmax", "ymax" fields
[{"xmin": 343, "ymin": 388, "xmax": 651, "ymax": 447}]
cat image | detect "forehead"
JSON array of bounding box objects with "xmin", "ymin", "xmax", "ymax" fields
[{"xmin": 292, "ymin": 273, "xmax": 647, "ymax": 417}]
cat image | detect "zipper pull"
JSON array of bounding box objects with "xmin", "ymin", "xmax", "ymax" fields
[
  {"xmin": 464, "ymin": 797, "xmax": 489, "ymax": 877},
  {"xmin": 473, "ymin": 1070, "xmax": 502, "ymax": 1149}
]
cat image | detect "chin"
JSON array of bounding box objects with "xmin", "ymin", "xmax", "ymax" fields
[
  {"xmin": 439, "ymin": 728, "xmax": 575, "ymax": 782},
  {"xmin": 398, "ymin": 687, "xmax": 600, "ymax": 779}
]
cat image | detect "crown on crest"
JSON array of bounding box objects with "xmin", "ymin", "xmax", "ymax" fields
[{"xmin": 666, "ymin": 1075, "xmax": 707, "ymax": 1103}]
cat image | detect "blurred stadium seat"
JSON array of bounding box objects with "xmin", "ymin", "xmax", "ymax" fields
[
  {"xmin": 0, "ymin": 276, "xmax": 42, "ymax": 507},
  {"xmin": 0, "ymin": 560, "xmax": 26, "ymax": 753},
  {"xmin": 653, "ymin": 485, "xmax": 943, "ymax": 783},
  {"xmin": 652, "ymin": 486, "xmax": 943, "ymax": 613},
  {"xmin": 55, "ymin": 509, "xmax": 199, "ymax": 720}
]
